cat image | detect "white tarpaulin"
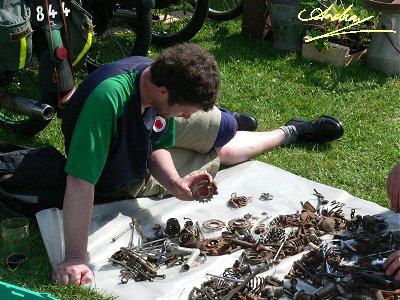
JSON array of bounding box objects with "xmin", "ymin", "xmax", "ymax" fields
[{"xmin": 36, "ymin": 161, "xmax": 400, "ymax": 300}]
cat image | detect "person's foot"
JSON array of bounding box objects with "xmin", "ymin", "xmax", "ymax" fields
[
  {"xmin": 232, "ymin": 112, "xmax": 258, "ymax": 131},
  {"xmin": 281, "ymin": 116, "xmax": 344, "ymax": 144}
]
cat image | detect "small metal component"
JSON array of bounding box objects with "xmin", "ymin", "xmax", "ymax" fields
[
  {"xmin": 234, "ymin": 251, "xmax": 246, "ymax": 268},
  {"xmin": 228, "ymin": 218, "xmax": 252, "ymax": 232},
  {"xmin": 195, "ymin": 221, "xmax": 204, "ymax": 240},
  {"xmin": 371, "ymin": 258, "xmax": 387, "ymax": 266},
  {"xmin": 221, "ymin": 269, "xmax": 261, "ymax": 300},
  {"xmin": 199, "ymin": 237, "xmax": 230, "ymax": 255},
  {"xmin": 133, "ymin": 237, "xmax": 169, "ymax": 250},
  {"xmin": 314, "ymin": 282, "xmax": 337, "ymax": 299},
  {"xmin": 111, "ymin": 222, "xmax": 133, "ymax": 242},
  {"xmin": 360, "ymin": 271, "xmax": 394, "ymax": 289},
  {"xmin": 320, "ymin": 217, "xmax": 336, "ymax": 233},
  {"xmin": 293, "ymin": 261, "xmax": 317, "ymax": 283},
  {"xmin": 228, "ymin": 193, "xmax": 251, "ymax": 208},
  {"xmin": 341, "ymin": 240, "xmax": 357, "ymax": 251},
  {"xmin": 191, "ymin": 181, "xmax": 216, "ymax": 203},
  {"xmin": 290, "ymin": 277, "xmax": 298, "ymax": 293},
  {"xmin": 120, "ymin": 247, "xmax": 158, "ymax": 274},
  {"xmin": 313, "ymin": 189, "xmax": 329, "ymax": 210},
  {"xmin": 308, "ymin": 242, "xmax": 320, "ymax": 250},
  {"xmin": 259, "ymin": 192, "xmax": 273, "ymax": 201},
  {"xmin": 302, "ymin": 201, "xmax": 316, "ymax": 213},
  {"xmin": 365, "ymin": 249, "xmax": 394, "ymax": 258},
  {"xmin": 273, "ymin": 235, "xmax": 288, "ymax": 262},
  {"xmin": 307, "ymin": 228, "xmax": 318, "ymax": 243},
  {"xmin": 182, "ymin": 248, "xmax": 201, "ymax": 271},
  {"xmin": 206, "ymin": 273, "xmax": 244, "ymax": 283},
  {"xmin": 202, "ymin": 219, "xmax": 226, "ymax": 231},
  {"xmin": 165, "ymin": 218, "xmax": 181, "ymax": 236}
]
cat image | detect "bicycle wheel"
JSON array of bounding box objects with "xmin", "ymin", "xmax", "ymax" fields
[
  {"xmin": 0, "ymin": 58, "xmax": 55, "ymax": 136},
  {"xmin": 207, "ymin": 0, "xmax": 242, "ymax": 21},
  {"xmin": 151, "ymin": 0, "xmax": 209, "ymax": 46},
  {"xmin": 85, "ymin": 3, "xmax": 152, "ymax": 71}
]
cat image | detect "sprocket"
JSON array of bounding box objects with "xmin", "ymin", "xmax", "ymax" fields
[
  {"xmin": 199, "ymin": 237, "xmax": 230, "ymax": 255},
  {"xmin": 202, "ymin": 219, "xmax": 226, "ymax": 231},
  {"xmin": 191, "ymin": 182, "xmax": 216, "ymax": 203}
]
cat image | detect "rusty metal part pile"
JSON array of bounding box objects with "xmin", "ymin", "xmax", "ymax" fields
[
  {"xmin": 285, "ymin": 229, "xmax": 400, "ymax": 299},
  {"xmin": 188, "ymin": 271, "xmax": 285, "ymax": 300},
  {"xmin": 108, "ymin": 190, "xmax": 400, "ymax": 299}
]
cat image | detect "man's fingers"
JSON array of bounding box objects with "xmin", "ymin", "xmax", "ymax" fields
[
  {"xmin": 384, "ymin": 251, "xmax": 400, "ymax": 278},
  {"xmin": 55, "ymin": 273, "xmax": 84, "ymax": 286},
  {"xmin": 61, "ymin": 274, "xmax": 70, "ymax": 285},
  {"xmin": 52, "ymin": 266, "xmax": 92, "ymax": 286},
  {"xmin": 81, "ymin": 271, "xmax": 94, "ymax": 285},
  {"xmin": 383, "ymin": 252, "xmax": 395, "ymax": 269}
]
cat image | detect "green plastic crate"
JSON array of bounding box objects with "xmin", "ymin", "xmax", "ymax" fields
[{"xmin": 0, "ymin": 281, "xmax": 58, "ymax": 300}]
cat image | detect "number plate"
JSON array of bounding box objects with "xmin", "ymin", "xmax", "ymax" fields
[{"xmin": 29, "ymin": 0, "xmax": 71, "ymax": 29}]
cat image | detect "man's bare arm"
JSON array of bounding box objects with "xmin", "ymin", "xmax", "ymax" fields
[{"xmin": 52, "ymin": 175, "xmax": 95, "ymax": 285}]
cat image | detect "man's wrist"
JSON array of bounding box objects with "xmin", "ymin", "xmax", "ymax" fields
[{"xmin": 65, "ymin": 256, "xmax": 87, "ymax": 264}]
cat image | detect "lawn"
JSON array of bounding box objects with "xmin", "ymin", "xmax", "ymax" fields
[{"xmin": 0, "ymin": 13, "xmax": 399, "ymax": 300}]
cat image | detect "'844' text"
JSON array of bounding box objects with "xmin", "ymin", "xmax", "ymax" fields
[{"xmin": 36, "ymin": 2, "xmax": 70, "ymax": 22}]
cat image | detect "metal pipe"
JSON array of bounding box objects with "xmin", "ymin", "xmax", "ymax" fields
[
  {"xmin": 0, "ymin": 92, "xmax": 54, "ymax": 120},
  {"xmin": 359, "ymin": 272, "xmax": 392, "ymax": 289},
  {"xmin": 169, "ymin": 244, "xmax": 201, "ymax": 271},
  {"xmin": 182, "ymin": 248, "xmax": 200, "ymax": 271},
  {"xmin": 206, "ymin": 273, "xmax": 244, "ymax": 283}
]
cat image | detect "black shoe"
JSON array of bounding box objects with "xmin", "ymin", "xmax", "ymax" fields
[
  {"xmin": 285, "ymin": 115, "xmax": 344, "ymax": 143},
  {"xmin": 232, "ymin": 112, "xmax": 258, "ymax": 131}
]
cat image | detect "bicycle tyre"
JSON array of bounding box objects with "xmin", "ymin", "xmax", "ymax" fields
[
  {"xmin": 151, "ymin": 0, "xmax": 209, "ymax": 46},
  {"xmin": 207, "ymin": 0, "xmax": 242, "ymax": 21},
  {"xmin": 2, "ymin": 107, "xmax": 52, "ymax": 136},
  {"xmin": 0, "ymin": 112, "xmax": 52, "ymax": 136},
  {"xmin": 85, "ymin": 3, "xmax": 152, "ymax": 71},
  {"xmin": 133, "ymin": 4, "xmax": 153, "ymax": 56}
]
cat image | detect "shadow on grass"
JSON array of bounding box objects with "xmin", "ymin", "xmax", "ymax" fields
[
  {"xmin": 283, "ymin": 141, "xmax": 335, "ymax": 153},
  {"xmin": 0, "ymin": 126, "xmax": 58, "ymax": 148}
]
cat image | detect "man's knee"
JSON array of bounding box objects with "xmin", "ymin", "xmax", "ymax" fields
[{"xmin": 213, "ymin": 107, "xmax": 238, "ymax": 148}]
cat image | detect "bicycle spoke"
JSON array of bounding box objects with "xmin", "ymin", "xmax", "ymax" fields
[{"xmin": 151, "ymin": 0, "xmax": 208, "ymax": 45}]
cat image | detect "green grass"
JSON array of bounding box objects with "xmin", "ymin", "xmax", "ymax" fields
[{"xmin": 1, "ymin": 15, "xmax": 399, "ymax": 299}]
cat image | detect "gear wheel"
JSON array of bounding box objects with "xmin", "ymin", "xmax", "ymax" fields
[
  {"xmin": 191, "ymin": 182, "xmax": 216, "ymax": 203},
  {"xmin": 228, "ymin": 218, "xmax": 252, "ymax": 232},
  {"xmin": 199, "ymin": 237, "xmax": 229, "ymax": 255},
  {"xmin": 202, "ymin": 219, "xmax": 226, "ymax": 231}
]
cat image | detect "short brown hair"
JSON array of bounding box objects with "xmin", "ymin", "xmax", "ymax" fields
[{"xmin": 150, "ymin": 43, "xmax": 220, "ymax": 111}]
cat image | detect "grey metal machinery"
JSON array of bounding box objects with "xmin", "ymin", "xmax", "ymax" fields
[{"xmin": 364, "ymin": 0, "xmax": 400, "ymax": 75}]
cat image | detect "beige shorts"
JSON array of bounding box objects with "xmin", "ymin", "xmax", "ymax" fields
[{"xmin": 98, "ymin": 107, "xmax": 222, "ymax": 200}]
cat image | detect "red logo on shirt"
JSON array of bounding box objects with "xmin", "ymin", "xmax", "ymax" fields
[{"xmin": 153, "ymin": 116, "xmax": 166, "ymax": 132}]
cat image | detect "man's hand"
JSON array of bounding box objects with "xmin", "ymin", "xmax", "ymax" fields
[
  {"xmin": 383, "ymin": 250, "xmax": 400, "ymax": 281},
  {"xmin": 149, "ymin": 149, "xmax": 219, "ymax": 201},
  {"xmin": 169, "ymin": 172, "xmax": 218, "ymax": 201},
  {"xmin": 52, "ymin": 257, "xmax": 93, "ymax": 285},
  {"xmin": 387, "ymin": 163, "xmax": 400, "ymax": 212}
]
